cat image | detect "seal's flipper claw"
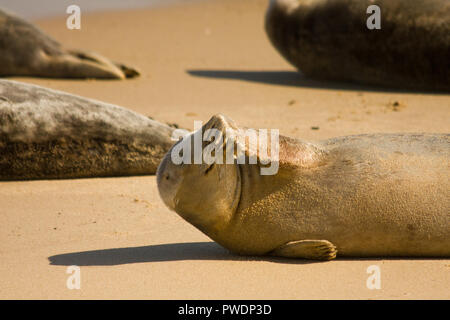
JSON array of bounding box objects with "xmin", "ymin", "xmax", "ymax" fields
[
  {"xmin": 270, "ymin": 240, "xmax": 337, "ymax": 260},
  {"xmin": 114, "ymin": 63, "xmax": 140, "ymax": 78}
]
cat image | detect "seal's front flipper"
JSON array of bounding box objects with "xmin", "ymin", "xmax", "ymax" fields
[
  {"xmin": 69, "ymin": 51, "xmax": 140, "ymax": 79},
  {"xmin": 40, "ymin": 51, "xmax": 124, "ymax": 79},
  {"xmin": 66, "ymin": 50, "xmax": 126, "ymax": 79},
  {"xmin": 270, "ymin": 240, "xmax": 337, "ymax": 260}
]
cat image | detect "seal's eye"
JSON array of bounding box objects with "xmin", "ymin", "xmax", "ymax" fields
[{"xmin": 204, "ymin": 163, "xmax": 215, "ymax": 175}]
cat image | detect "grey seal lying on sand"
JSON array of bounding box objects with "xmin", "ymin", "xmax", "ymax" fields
[
  {"xmin": 265, "ymin": 0, "xmax": 450, "ymax": 91},
  {"xmin": 157, "ymin": 114, "xmax": 449, "ymax": 260},
  {"xmin": 0, "ymin": 8, "xmax": 139, "ymax": 79},
  {"xmin": 0, "ymin": 80, "xmax": 174, "ymax": 180}
]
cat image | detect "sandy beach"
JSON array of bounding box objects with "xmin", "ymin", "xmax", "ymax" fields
[{"xmin": 0, "ymin": 0, "xmax": 449, "ymax": 299}]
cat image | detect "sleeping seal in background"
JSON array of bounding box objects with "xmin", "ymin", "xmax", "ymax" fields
[
  {"xmin": 265, "ymin": 0, "xmax": 450, "ymax": 91},
  {"xmin": 157, "ymin": 114, "xmax": 449, "ymax": 260},
  {"xmin": 0, "ymin": 8, "xmax": 139, "ymax": 79},
  {"xmin": 0, "ymin": 80, "xmax": 175, "ymax": 180}
]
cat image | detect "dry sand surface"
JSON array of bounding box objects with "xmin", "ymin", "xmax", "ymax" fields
[{"xmin": 0, "ymin": 0, "xmax": 449, "ymax": 299}]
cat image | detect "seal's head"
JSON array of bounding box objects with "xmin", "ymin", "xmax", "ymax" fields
[{"xmin": 156, "ymin": 114, "xmax": 241, "ymax": 235}]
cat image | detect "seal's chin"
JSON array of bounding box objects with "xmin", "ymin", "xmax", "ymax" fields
[{"xmin": 158, "ymin": 185, "xmax": 176, "ymax": 211}]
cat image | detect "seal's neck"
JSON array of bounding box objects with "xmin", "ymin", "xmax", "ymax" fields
[{"xmin": 277, "ymin": 136, "xmax": 327, "ymax": 169}]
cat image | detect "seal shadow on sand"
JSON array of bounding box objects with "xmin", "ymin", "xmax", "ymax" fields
[
  {"xmin": 187, "ymin": 70, "xmax": 449, "ymax": 95},
  {"xmin": 48, "ymin": 242, "xmax": 442, "ymax": 266},
  {"xmin": 48, "ymin": 242, "xmax": 323, "ymax": 266}
]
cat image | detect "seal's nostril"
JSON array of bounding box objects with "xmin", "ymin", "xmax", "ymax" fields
[{"xmin": 165, "ymin": 174, "xmax": 170, "ymax": 180}]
